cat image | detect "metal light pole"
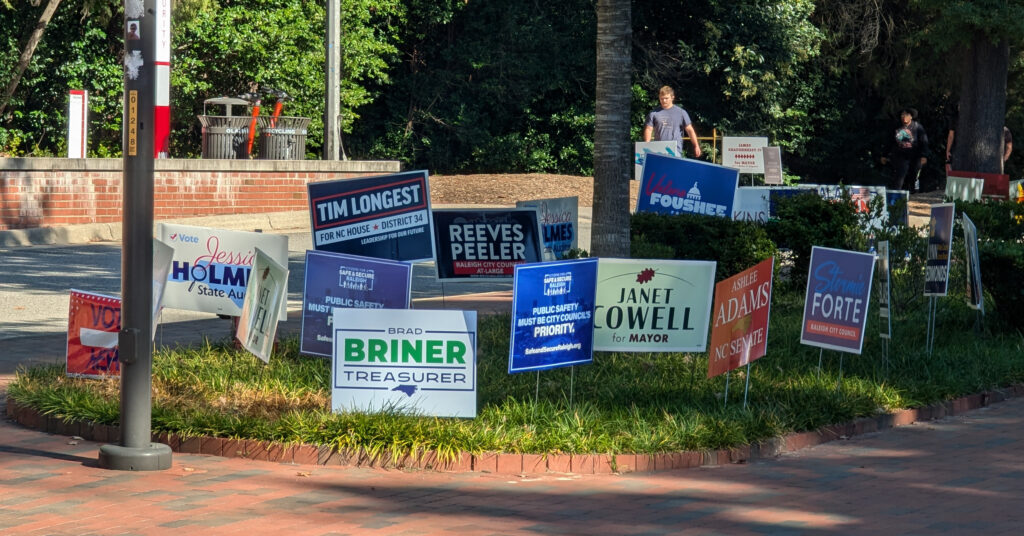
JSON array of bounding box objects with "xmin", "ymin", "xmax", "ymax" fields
[
  {"xmin": 324, "ymin": 0, "xmax": 342, "ymax": 160},
  {"xmin": 98, "ymin": 0, "xmax": 172, "ymax": 471}
]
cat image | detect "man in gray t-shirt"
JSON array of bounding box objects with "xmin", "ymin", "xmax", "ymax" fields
[{"xmin": 643, "ymin": 86, "xmax": 702, "ymax": 158}]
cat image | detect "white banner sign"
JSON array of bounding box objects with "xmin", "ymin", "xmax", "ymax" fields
[
  {"xmin": 634, "ymin": 141, "xmax": 678, "ymax": 180},
  {"xmin": 67, "ymin": 90, "xmax": 88, "ymax": 158},
  {"xmin": 157, "ymin": 223, "xmax": 289, "ymax": 316},
  {"xmin": 722, "ymin": 136, "xmax": 769, "ymax": 173},
  {"xmin": 237, "ymin": 248, "xmax": 289, "ymax": 363},
  {"xmin": 332, "ymin": 309, "xmax": 477, "ymax": 418}
]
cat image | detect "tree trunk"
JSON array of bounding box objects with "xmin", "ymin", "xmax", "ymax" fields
[
  {"xmin": 591, "ymin": 0, "xmax": 632, "ymax": 257},
  {"xmin": 0, "ymin": 0, "xmax": 62, "ymax": 119},
  {"xmin": 953, "ymin": 35, "xmax": 1009, "ymax": 174}
]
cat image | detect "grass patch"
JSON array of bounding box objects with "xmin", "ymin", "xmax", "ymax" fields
[{"xmin": 10, "ymin": 285, "xmax": 1024, "ymax": 460}]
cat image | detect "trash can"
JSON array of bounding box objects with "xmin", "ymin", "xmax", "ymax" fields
[
  {"xmin": 198, "ymin": 97, "xmax": 252, "ymax": 159},
  {"xmin": 257, "ymin": 116, "xmax": 310, "ymax": 160}
]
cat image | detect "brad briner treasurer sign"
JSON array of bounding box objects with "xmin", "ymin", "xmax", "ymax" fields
[
  {"xmin": 332, "ymin": 309, "xmax": 477, "ymax": 418},
  {"xmin": 307, "ymin": 170, "xmax": 434, "ymax": 262},
  {"xmin": 300, "ymin": 251, "xmax": 413, "ymax": 358},
  {"xmin": 800, "ymin": 246, "xmax": 875, "ymax": 354},
  {"xmin": 157, "ymin": 223, "xmax": 289, "ymax": 317},
  {"xmin": 635, "ymin": 153, "xmax": 738, "ymax": 218},
  {"xmin": 508, "ymin": 258, "xmax": 598, "ymax": 373},
  {"xmin": 593, "ymin": 258, "xmax": 717, "ymax": 353}
]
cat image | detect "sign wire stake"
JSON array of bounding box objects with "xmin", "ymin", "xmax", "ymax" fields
[
  {"xmin": 817, "ymin": 348, "xmax": 823, "ymax": 377},
  {"xmin": 743, "ymin": 362, "xmax": 752, "ymax": 409},
  {"xmin": 724, "ymin": 370, "xmax": 730, "ymax": 408},
  {"xmin": 569, "ymin": 366, "xmax": 575, "ymax": 411}
]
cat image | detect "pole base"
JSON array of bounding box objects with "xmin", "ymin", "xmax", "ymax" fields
[{"xmin": 98, "ymin": 442, "xmax": 173, "ymax": 471}]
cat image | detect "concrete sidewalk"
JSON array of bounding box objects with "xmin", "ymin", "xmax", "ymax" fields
[{"xmin": 1, "ymin": 390, "xmax": 1022, "ymax": 534}]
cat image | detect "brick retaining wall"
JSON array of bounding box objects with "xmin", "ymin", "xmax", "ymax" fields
[{"xmin": 0, "ymin": 158, "xmax": 401, "ymax": 231}]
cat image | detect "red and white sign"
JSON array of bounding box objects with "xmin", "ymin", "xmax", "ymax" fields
[
  {"xmin": 67, "ymin": 90, "xmax": 88, "ymax": 158},
  {"xmin": 708, "ymin": 258, "xmax": 774, "ymax": 378},
  {"xmin": 66, "ymin": 290, "xmax": 121, "ymax": 378},
  {"xmin": 154, "ymin": 0, "xmax": 171, "ymax": 157},
  {"xmin": 722, "ymin": 136, "xmax": 769, "ymax": 174}
]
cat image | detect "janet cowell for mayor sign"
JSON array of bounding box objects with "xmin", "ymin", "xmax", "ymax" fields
[
  {"xmin": 308, "ymin": 170, "xmax": 434, "ymax": 262},
  {"xmin": 592, "ymin": 258, "xmax": 717, "ymax": 353},
  {"xmin": 432, "ymin": 208, "xmax": 544, "ymax": 281},
  {"xmin": 800, "ymin": 246, "xmax": 875, "ymax": 354},
  {"xmin": 300, "ymin": 251, "xmax": 412, "ymax": 358},
  {"xmin": 635, "ymin": 154, "xmax": 738, "ymax": 219},
  {"xmin": 508, "ymin": 258, "xmax": 598, "ymax": 373},
  {"xmin": 157, "ymin": 223, "xmax": 289, "ymax": 317},
  {"xmin": 332, "ymin": 309, "xmax": 477, "ymax": 418}
]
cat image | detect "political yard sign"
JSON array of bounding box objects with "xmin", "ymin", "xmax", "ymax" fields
[
  {"xmin": 963, "ymin": 213, "xmax": 984, "ymax": 312},
  {"xmin": 237, "ymin": 248, "xmax": 289, "ymax": 363},
  {"xmin": 801, "ymin": 246, "xmax": 876, "ymax": 354},
  {"xmin": 157, "ymin": 223, "xmax": 288, "ymax": 317},
  {"xmin": 925, "ymin": 203, "xmax": 956, "ymax": 296},
  {"xmin": 636, "ymin": 153, "xmax": 738, "ymax": 219},
  {"xmin": 67, "ymin": 290, "xmax": 120, "ymax": 378},
  {"xmin": 300, "ymin": 251, "xmax": 412, "ymax": 357},
  {"xmin": 877, "ymin": 241, "xmax": 892, "ymax": 339},
  {"xmin": 332, "ymin": 309, "xmax": 477, "ymax": 418},
  {"xmin": 634, "ymin": 141, "xmax": 678, "ymax": 180},
  {"xmin": 308, "ymin": 170, "xmax": 434, "ymax": 262},
  {"xmin": 432, "ymin": 208, "xmax": 543, "ymax": 281},
  {"xmin": 509, "ymin": 258, "xmax": 598, "ymax": 373},
  {"xmin": 708, "ymin": 258, "xmax": 774, "ymax": 378},
  {"xmin": 722, "ymin": 136, "xmax": 769, "ymax": 174},
  {"xmin": 593, "ymin": 258, "xmax": 717, "ymax": 353},
  {"xmin": 516, "ymin": 196, "xmax": 579, "ymax": 261}
]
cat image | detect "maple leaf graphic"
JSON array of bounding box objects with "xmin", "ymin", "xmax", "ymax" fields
[{"xmin": 635, "ymin": 268, "xmax": 656, "ymax": 284}]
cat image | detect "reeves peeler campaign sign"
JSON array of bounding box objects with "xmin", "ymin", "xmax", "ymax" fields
[
  {"xmin": 308, "ymin": 171, "xmax": 434, "ymax": 262},
  {"xmin": 800, "ymin": 246, "xmax": 875, "ymax": 354},
  {"xmin": 300, "ymin": 251, "xmax": 412, "ymax": 357},
  {"xmin": 67, "ymin": 290, "xmax": 121, "ymax": 378},
  {"xmin": 508, "ymin": 258, "xmax": 598, "ymax": 373},
  {"xmin": 593, "ymin": 258, "xmax": 716, "ymax": 352},
  {"xmin": 332, "ymin": 309, "xmax": 477, "ymax": 418},
  {"xmin": 157, "ymin": 223, "xmax": 289, "ymax": 317},
  {"xmin": 636, "ymin": 154, "xmax": 738, "ymax": 218},
  {"xmin": 432, "ymin": 208, "xmax": 543, "ymax": 281}
]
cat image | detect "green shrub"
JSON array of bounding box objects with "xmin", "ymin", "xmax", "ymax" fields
[
  {"xmin": 630, "ymin": 212, "xmax": 778, "ymax": 280},
  {"xmin": 978, "ymin": 239, "xmax": 1024, "ymax": 332},
  {"xmin": 958, "ymin": 200, "xmax": 1024, "ymax": 242},
  {"xmin": 765, "ymin": 191, "xmax": 868, "ymax": 289}
]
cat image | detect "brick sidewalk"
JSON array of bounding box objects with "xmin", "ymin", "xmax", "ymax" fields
[{"xmin": 2, "ymin": 394, "xmax": 1023, "ymax": 535}]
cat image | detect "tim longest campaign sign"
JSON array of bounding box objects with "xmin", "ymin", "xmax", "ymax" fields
[{"xmin": 308, "ymin": 171, "xmax": 434, "ymax": 262}]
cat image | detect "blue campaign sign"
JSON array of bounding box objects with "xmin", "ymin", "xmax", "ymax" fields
[
  {"xmin": 300, "ymin": 251, "xmax": 412, "ymax": 357},
  {"xmin": 432, "ymin": 208, "xmax": 544, "ymax": 281},
  {"xmin": 800, "ymin": 246, "xmax": 876, "ymax": 354},
  {"xmin": 635, "ymin": 154, "xmax": 739, "ymax": 218},
  {"xmin": 509, "ymin": 258, "xmax": 598, "ymax": 373},
  {"xmin": 307, "ymin": 170, "xmax": 434, "ymax": 262}
]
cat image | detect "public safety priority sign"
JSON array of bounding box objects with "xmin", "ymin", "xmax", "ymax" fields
[
  {"xmin": 800, "ymin": 246, "xmax": 875, "ymax": 354},
  {"xmin": 509, "ymin": 258, "xmax": 598, "ymax": 373},
  {"xmin": 332, "ymin": 308, "xmax": 477, "ymax": 418}
]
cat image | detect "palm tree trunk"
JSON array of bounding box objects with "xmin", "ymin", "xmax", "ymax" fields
[
  {"xmin": 592, "ymin": 0, "xmax": 632, "ymax": 257},
  {"xmin": 0, "ymin": 0, "xmax": 63, "ymax": 119},
  {"xmin": 953, "ymin": 35, "xmax": 1009, "ymax": 175}
]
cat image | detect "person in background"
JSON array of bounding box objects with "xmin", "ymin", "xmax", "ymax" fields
[
  {"xmin": 643, "ymin": 86, "xmax": 702, "ymax": 158},
  {"xmin": 945, "ymin": 120, "xmax": 1012, "ymax": 173},
  {"xmin": 881, "ymin": 108, "xmax": 928, "ymax": 191}
]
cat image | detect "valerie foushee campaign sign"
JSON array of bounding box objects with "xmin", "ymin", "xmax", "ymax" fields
[
  {"xmin": 707, "ymin": 258, "xmax": 774, "ymax": 378},
  {"xmin": 508, "ymin": 258, "xmax": 598, "ymax": 373},
  {"xmin": 308, "ymin": 170, "xmax": 434, "ymax": 262},
  {"xmin": 593, "ymin": 258, "xmax": 716, "ymax": 352},
  {"xmin": 432, "ymin": 208, "xmax": 543, "ymax": 280},
  {"xmin": 157, "ymin": 223, "xmax": 288, "ymax": 317},
  {"xmin": 300, "ymin": 251, "xmax": 412, "ymax": 357},
  {"xmin": 332, "ymin": 309, "xmax": 477, "ymax": 418},
  {"xmin": 800, "ymin": 246, "xmax": 875, "ymax": 354},
  {"xmin": 636, "ymin": 153, "xmax": 738, "ymax": 218}
]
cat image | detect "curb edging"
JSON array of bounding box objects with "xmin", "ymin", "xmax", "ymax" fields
[{"xmin": 8, "ymin": 384, "xmax": 1022, "ymax": 475}]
